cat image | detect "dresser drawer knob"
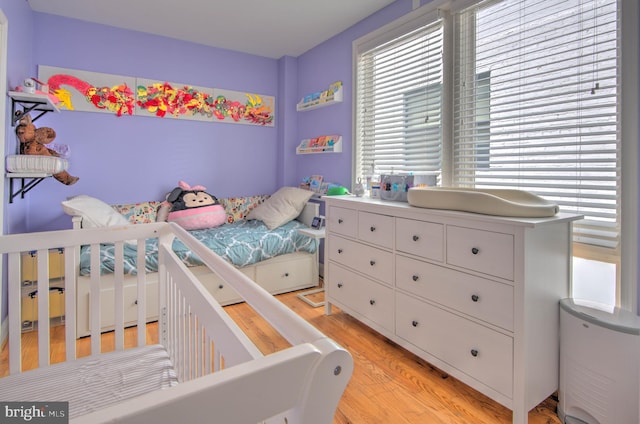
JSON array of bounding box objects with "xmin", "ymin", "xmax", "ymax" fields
[
  {"xmin": 412, "ymin": 320, "xmax": 419, "ymax": 327},
  {"xmin": 337, "ymin": 283, "xmax": 343, "ymax": 288},
  {"xmin": 471, "ymin": 247, "xmax": 480, "ymax": 255},
  {"xmin": 338, "ymin": 249, "xmax": 343, "ymax": 254},
  {"xmin": 369, "ymin": 260, "xmax": 376, "ymax": 266},
  {"xmin": 218, "ymin": 284, "xmax": 224, "ymax": 290},
  {"xmin": 284, "ymin": 273, "xmax": 289, "ymax": 277},
  {"xmin": 369, "ymin": 299, "xmax": 376, "ymax": 305},
  {"xmin": 412, "ymin": 235, "xmax": 419, "ymax": 241},
  {"xmin": 471, "ymin": 294, "xmax": 479, "ymax": 302},
  {"xmin": 412, "ymin": 275, "xmax": 419, "ymax": 282},
  {"xmin": 338, "ymin": 218, "xmax": 344, "ymax": 224},
  {"xmin": 470, "ymin": 349, "xmax": 479, "ymax": 357},
  {"xmin": 370, "ymin": 226, "xmax": 376, "ymax": 232}
]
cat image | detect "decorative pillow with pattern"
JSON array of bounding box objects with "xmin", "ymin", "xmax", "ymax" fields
[
  {"xmin": 219, "ymin": 195, "xmax": 269, "ymax": 224},
  {"xmin": 112, "ymin": 201, "xmax": 162, "ymax": 224}
]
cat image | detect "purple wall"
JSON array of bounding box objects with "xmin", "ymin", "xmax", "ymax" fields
[{"xmin": 295, "ymin": 1, "xmax": 417, "ymax": 190}]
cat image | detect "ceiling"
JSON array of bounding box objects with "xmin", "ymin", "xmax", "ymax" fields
[{"xmin": 27, "ymin": 0, "xmax": 397, "ymax": 59}]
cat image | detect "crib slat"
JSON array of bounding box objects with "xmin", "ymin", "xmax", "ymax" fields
[
  {"xmin": 8, "ymin": 252, "xmax": 22, "ymax": 375},
  {"xmin": 187, "ymin": 306, "xmax": 192, "ymax": 380},
  {"xmin": 197, "ymin": 320, "xmax": 203, "ymax": 378},
  {"xmin": 90, "ymin": 243, "xmax": 101, "ymax": 355},
  {"xmin": 136, "ymin": 239, "xmax": 146, "ymax": 347},
  {"xmin": 167, "ymin": 275, "xmax": 176, "ymax": 369},
  {"xmin": 114, "ymin": 241, "xmax": 125, "ymax": 351},
  {"xmin": 177, "ymin": 293, "xmax": 184, "ymax": 381},
  {"xmin": 64, "ymin": 246, "xmax": 78, "ymax": 362},
  {"xmin": 36, "ymin": 248, "xmax": 50, "ymax": 368},
  {"xmin": 205, "ymin": 333, "xmax": 212, "ymax": 374}
]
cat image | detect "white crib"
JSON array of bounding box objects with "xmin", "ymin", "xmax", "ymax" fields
[{"xmin": 0, "ymin": 222, "xmax": 353, "ymax": 423}]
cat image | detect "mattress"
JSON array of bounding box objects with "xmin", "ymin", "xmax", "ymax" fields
[
  {"xmin": 80, "ymin": 219, "xmax": 318, "ymax": 275},
  {"xmin": 6, "ymin": 154, "xmax": 68, "ymax": 174},
  {"xmin": 0, "ymin": 344, "xmax": 178, "ymax": 419}
]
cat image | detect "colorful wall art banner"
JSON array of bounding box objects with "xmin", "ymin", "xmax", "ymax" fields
[{"xmin": 38, "ymin": 65, "xmax": 275, "ymax": 126}]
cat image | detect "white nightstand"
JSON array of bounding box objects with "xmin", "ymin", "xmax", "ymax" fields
[{"xmin": 296, "ymin": 227, "xmax": 326, "ymax": 307}]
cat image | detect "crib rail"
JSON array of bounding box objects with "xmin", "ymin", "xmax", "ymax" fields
[
  {"xmin": 0, "ymin": 223, "xmax": 353, "ymax": 423},
  {"xmin": 1, "ymin": 223, "xmax": 167, "ymax": 372}
]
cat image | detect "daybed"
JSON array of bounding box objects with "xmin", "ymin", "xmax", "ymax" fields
[
  {"xmin": 0, "ymin": 222, "xmax": 352, "ymax": 423},
  {"xmin": 63, "ymin": 188, "xmax": 321, "ymax": 337}
]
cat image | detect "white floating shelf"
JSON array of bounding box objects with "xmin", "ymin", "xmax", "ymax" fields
[
  {"xmin": 9, "ymin": 91, "xmax": 60, "ymax": 113},
  {"xmin": 296, "ymin": 82, "xmax": 343, "ymax": 112},
  {"xmin": 296, "ymin": 135, "xmax": 342, "ymax": 154},
  {"xmin": 9, "ymin": 90, "xmax": 60, "ymax": 127}
]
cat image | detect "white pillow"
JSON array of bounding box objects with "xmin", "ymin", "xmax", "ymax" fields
[
  {"xmin": 247, "ymin": 187, "xmax": 313, "ymax": 230},
  {"xmin": 61, "ymin": 195, "xmax": 130, "ymax": 228}
]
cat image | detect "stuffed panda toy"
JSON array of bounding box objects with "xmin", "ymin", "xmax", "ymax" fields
[{"xmin": 166, "ymin": 181, "xmax": 226, "ymax": 230}]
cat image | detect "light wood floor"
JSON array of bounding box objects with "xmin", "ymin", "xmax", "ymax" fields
[{"xmin": 1, "ymin": 289, "xmax": 560, "ymax": 424}]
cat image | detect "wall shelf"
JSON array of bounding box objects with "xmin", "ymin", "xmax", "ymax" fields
[
  {"xmin": 9, "ymin": 91, "xmax": 60, "ymax": 126},
  {"xmin": 6, "ymin": 173, "xmax": 52, "ymax": 203},
  {"xmin": 296, "ymin": 82, "xmax": 343, "ymax": 112},
  {"xmin": 6, "ymin": 92, "xmax": 60, "ymax": 202},
  {"xmin": 296, "ymin": 135, "xmax": 342, "ymax": 154}
]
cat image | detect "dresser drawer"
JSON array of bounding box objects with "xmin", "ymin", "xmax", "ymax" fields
[
  {"xmin": 21, "ymin": 249, "xmax": 65, "ymax": 282},
  {"xmin": 328, "ymin": 206, "xmax": 358, "ymax": 238},
  {"xmin": 328, "ymin": 263, "xmax": 394, "ymax": 332},
  {"xmin": 328, "ymin": 235, "xmax": 394, "ymax": 284},
  {"xmin": 396, "ymin": 255, "xmax": 513, "ymax": 331},
  {"xmin": 395, "ymin": 218, "xmax": 444, "ymax": 262},
  {"xmin": 195, "ymin": 266, "xmax": 244, "ymax": 305},
  {"xmin": 446, "ymin": 226, "xmax": 514, "ymax": 280},
  {"xmin": 256, "ymin": 254, "xmax": 314, "ymax": 292},
  {"xmin": 85, "ymin": 282, "xmax": 159, "ymax": 330},
  {"xmin": 21, "ymin": 288, "xmax": 65, "ymax": 323},
  {"xmin": 396, "ymin": 292, "xmax": 513, "ymax": 398},
  {"xmin": 358, "ymin": 211, "xmax": 394, "ymax": 249}
]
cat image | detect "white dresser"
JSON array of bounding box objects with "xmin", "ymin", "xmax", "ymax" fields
[{"xmin": 323, "ymin": 196, "xmax": 581, "ymax": 424}]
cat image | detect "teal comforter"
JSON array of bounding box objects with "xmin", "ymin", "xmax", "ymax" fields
[{"xmin": 79, "ymin": 220, "xmax": 318, "ymax": 275}]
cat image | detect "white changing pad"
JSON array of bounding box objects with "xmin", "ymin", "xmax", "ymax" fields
[
  {"xmin": 0, "ymin": 344, "xmax": 178, "ymax": 419},
  {"xmin": 6, "ymin": 154, "xmax": 68, "ymax": 174},
  {"xmin": 407, "ymin": 187, "xmax": 560, "ymax": 217}
]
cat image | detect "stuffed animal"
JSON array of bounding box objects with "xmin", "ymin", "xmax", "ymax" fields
[
  {"xmin": 166, "ymin": 180, "xmax": 226, "ymax": 230},
  {"xmin": 15, "ymin": 113, "xmax": 79, "ymax": 185}
]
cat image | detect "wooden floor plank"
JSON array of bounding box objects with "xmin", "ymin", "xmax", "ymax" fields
[
  {"xmin": 226, "ymin": 290, "xmax": 561, "ymax": 424},
  {"xmin": 1, "ymin": 288, "xmax": 560, "ymax": 423}
]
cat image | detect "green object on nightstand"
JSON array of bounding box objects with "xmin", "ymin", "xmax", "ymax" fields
[{"xmin": 326, "ymin": 186, "xmax": 348, "ymax": 196}]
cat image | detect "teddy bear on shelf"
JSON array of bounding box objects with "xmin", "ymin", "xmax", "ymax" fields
[{"xmin": 15, "ymin": 112, "xmax": 79, "ymax": 185}]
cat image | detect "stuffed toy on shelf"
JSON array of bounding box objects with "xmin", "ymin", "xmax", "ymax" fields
[{"xmin": 15, "ymin": 112, "xmax": 79, "ymax": 185}]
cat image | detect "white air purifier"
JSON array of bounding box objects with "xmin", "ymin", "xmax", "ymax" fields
[{"xmin": 558, "ymin": 298, "xmax": 640, "ymax": 424}]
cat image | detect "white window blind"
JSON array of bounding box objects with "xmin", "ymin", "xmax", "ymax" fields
[
  {"xmin": 453, "ymin": 0, "xmax": 621, "ymax": 250},
  {"xmin": 356, "ymin": 19, "xmax": 444, "ymax": 181}
]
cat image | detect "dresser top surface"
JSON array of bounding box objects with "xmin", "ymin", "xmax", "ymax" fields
[{"xmin": 323, "ymin": 195, "xmax": 583, "ymax": 227}]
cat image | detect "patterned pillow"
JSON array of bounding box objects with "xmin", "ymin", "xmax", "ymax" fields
[
  {"xmin": 112, "ymin": 201, "xmax": 162, "ymax": 224},
  {"xmin": 219, "ymin": 195, "xmax": 269, "ymax": 224}
]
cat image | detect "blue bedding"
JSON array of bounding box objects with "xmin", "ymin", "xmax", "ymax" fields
[{"xmin": 79, "ymin": 220, "xmax": 318, "ymax": 276}]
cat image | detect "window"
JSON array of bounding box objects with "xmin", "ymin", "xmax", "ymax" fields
[
  {"xmin": 453, "ymin": 0, "xmax": 621, "ymax": 304},
  {"xmin": 354, "ymin": 0, "xmax": 635, "ymax": 308},
  {"xmin": 355, "ymin": 16, "xmax": 444, "ymax": 180}
]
